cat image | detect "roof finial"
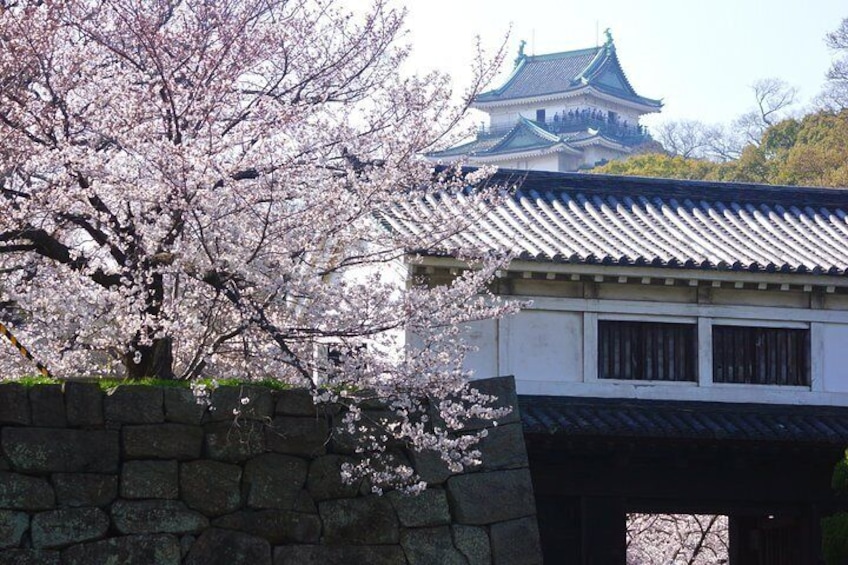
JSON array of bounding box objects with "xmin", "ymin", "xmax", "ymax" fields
[
  {"xmin": 515, "ymin": 40, "xmax": 527, "ymax": 67},
  {"xmin": 604, "ymin": 28, "xmax": 614, "ymax": 50}
]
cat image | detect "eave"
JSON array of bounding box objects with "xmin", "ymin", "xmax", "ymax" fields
[
  {"xmin": 472, "ymin": 85, "xmax": 662, "ymax": 114},
  {"xmin": 568, "ymin": 134, "xmax": 630, "ymax": 152},
  {"xmin": 411, "ymin": 255, "xmax": 848, "ymax": 292}
]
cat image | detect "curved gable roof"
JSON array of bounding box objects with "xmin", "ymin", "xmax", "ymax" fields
[
  {"xmin": 475, "ymin": 40, "xmax": 661, "ymax": 108},
  {"xmin": 487, "ymin": 117, "xmax": 562, "ymax": 152},
  {"xmin": 476, "ymin": 47, "xmax": 601, "ymax": 102}
]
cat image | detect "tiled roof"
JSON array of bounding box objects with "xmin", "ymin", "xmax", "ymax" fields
[
  {"xmin": 488, "ymin": 118, "xmax": 561, "ymax": 152},
  {"xmin": 475, "ymin": 43, "xmax": 660, "ymax": 108},
  {"xmin": 519, "ymin": 395, "xmax": 848, "ymax": 444},
  {"xmin": 387, "ymin": 169, "xmax": 848, "ymax": 276},
  {"xmin": 430, "ymin": 118, "xmax": 567, "ymax": 160},
  {"xmin": 427, "ymin": 136, "xmax": 502, "ymax": 158},
  {"xmin": 476, "ymin": 47, "xmax": 600, "ymax": 102}
]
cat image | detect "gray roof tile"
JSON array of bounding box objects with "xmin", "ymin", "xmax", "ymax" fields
[
  {"xmin": 475, "ymin": 45, "xmax": 660, "ymax": 107},
  {"xmin": 519, "ymin": 395, "xmax": 848, "ymax": 444},
  {"xmin": 386, "ymin": 170, "xmax": 848, "ymax": 276}
]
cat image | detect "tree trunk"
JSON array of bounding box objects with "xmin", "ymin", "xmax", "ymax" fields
[{"xmin": 125, "ymin": 337, "xmax": 175, "ymax": 380}]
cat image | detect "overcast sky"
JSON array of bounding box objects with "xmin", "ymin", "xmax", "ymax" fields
[{"xmin": 381, "ymin": 0, "xmax": 846, "ymax": 130}]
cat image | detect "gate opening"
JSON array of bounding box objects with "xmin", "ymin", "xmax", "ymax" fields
[{"xmin": 626, "ymin": 513, "xmax": 729, "ymax": 565}]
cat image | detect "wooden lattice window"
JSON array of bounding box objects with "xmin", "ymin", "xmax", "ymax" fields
[
  {"xmin": 712, "ymin": 325, "xmax": 809, "ymax": 386},
  {"xmin": 598, "ymin": 321, "xmax": 697, "ymax": 381}
]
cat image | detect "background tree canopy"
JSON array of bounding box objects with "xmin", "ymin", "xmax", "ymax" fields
[
  {"xmin": 596, "ymin": 110, "xmax": 848, "ymax": 188},
  {"xmin": 599, "ymin": 16, "xmax": 848, "ymax": 189}
]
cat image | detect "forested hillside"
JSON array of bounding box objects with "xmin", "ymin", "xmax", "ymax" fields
[
  {"xmin": 598, "ymin": 16, "xmax": 848, "ymax": 188},
  {"xmin": 596, "ymin": 109, "xmax": 848, "ymax": 187}
]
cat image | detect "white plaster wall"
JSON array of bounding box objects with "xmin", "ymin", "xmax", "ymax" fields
[
  {"xmin": 820, "ymin": 322, "xmax": 848, "ymax": 393},
  {"xmin": 483, "ymin": 94, "xmax": 647, "ymax": 131},
  {"xmin": 581, "ymin": 145, "xmax": 628, "ymax": 166},
  {"xmin": 462, "ymin": 319, "xmax": 499, "ymax": 380},
  {"xmin": 457, "ymin": 291, "xmax": 848, "ymax": 406},
  {"xmin": 498, "ymin": 310, "xmax": 583, "ymax": 395},
  {"xmin": 495, "ymin": 154, "xmax": 560, "ymax": 172},
  {"xmin": 558, "ymin": 153, "xmax": 582, "ymax": 172}
]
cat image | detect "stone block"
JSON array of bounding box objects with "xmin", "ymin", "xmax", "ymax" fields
[
  {"xmin": 389, "ymin": 488, "xmax": 451, "ymax": 527},
  {"xmin": 111, "ymin": 500, "xmax": 209, "ymax": 534},
  {"xmin": 401, "ymin": 526, "xmax": 468, "ymax": 565},
  {"xmin": 61, "ymin": 534, "xmax": 181, "ymax": 565},
  {"xmin": 184, "ymin": 528, "xmax": 271, "ymax": 565},
  {"xmin": 28, "ymin": 385, "xmax": 66, "ymax": 427},
  {"xmin": 244, "ymin": 453, "xmax": 308, "ymax": 509},
  {"xmin": 104, "ymin": 386, "xmax": 164, "ymax": 424},
  {"xmin": 463, "ymin": 375, "xmax": 521, "ymax": 430},
  {"xmin": 0, "ymin": 383, "xmax": 29, "ymax": 425},
  {"xmin": 2, "ymin": 428, "xmax": 118, "ymax": 473},
  {"xmin": 212, "ymin": 509, "xmax": 321, "ymax": 544},
  {"xmin": 410, "ymin": 447, "xmax": 455, "ymax": 485},
  {"xmin": 64, "ymin": 382, "xmax": 103, "ymax": 427},
  {"xmin": 476, "ymin": 423, "xmax": 529, "ymax": 471},
  {"xmin": 163, "ymin": 388, "xmax": 206, "ymax": 425},
  {"xmin": 53, "ymin": 473, "xmax": 117, "ymax": 507},
  {"xmin": 0, "ymin": 510, "xmax": 28, "ymax": 549},
  {"xmin": 0, "ymin": 472, "xmax": 54, "ymax": 510},
  {"xmin": 0, "ymin": 549, "xmax": 60, "ymax": 565},
  {"xmin": 273, "ymin": 545, "xmax": 407, "ymax": 565},
  {"xmin": 305, "ymin": 454, "xmax": 360, "ymax": 501},
  {"xmin": 180, "ymin": 460, "xmax": 242, "ymax": 516},
  {"xmin": 121, "ymin": 460, "xmax": 179, "ymax": 499},
  {"xmin": 205, "ymin": 386, "xmax": 275, "ymax": 422},
  {"xmin": 123, "ymin": 423, "xmax": 203, "ymax": 460},
  {"xmin": 265, "ymin": 416, "xmax": 329, "ymax": 458},
  {"xmin": 490, "ymin": 516, "xmax": 543, "ymax": 565},
  {"xmin": 179, "ymin": 534, "xmax": 195, "ymax": 557},
  {"xmin": 204, "ymin": 420, "xmax": 265, "ymax": 462},
  {"xmin": 453, "ymin": 525, "xmax": 492, "ymax": 565},
  {"xmin": 447, "ymin": 469, "xmax": 536, "ymax": 525},
  {"xmin": 319, "ymin": 497, "xmax": 399, "ymax": 545},
  {"xmin": 31, "ymin": 507, "xmax": 109, "ymax": 549},
  {"xmin": 275, "ymin": 389, "xmax": 316, "ymax": 416}
]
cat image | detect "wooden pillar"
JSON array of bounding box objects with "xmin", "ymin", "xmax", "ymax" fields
[
  {"xmin": 581, "ymin": 496, "xmax": 625, "ymax": 565},
  {"xmin": 729, "ymin": 514, "xmax": 757, "ymax": 565},
  {"xmin": 535, "ymin": 495, "xmax": 581, "ymax": 564}
]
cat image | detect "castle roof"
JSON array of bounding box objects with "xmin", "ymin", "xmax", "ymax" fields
[
  {"xmin": 385, "ymin": 169, "xmax": 848, "ymax": 278},
  {"xmin": 428, "ymin": 117, "xmax": 639, "ymax": 162},
  {"xmin": 474, "ymin": 35, "xmax": 661, "ymax": 109},
  {"xmin": 430, "ymin": 117, "xmax": 581, "ymax": 161}
]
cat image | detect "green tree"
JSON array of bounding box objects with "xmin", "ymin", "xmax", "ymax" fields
[
  {"xmin": 598, "ymin": 109, "xmax": 848, "ymax": 189},
  {"xmin": 822, "ymin": 451, "xmax": 848, "ymax": 565},
  {"xmin": 595, "ymin": 153, "xmax": 725, "ymax": 181}
]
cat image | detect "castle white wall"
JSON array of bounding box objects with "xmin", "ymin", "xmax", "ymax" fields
[
  {"xmin": 579, "ymin": 145, "xmax": 627, "ymax": 168},
  {"xmin": 495, "ymin": 154, "xmax": 560, "ymax": 172},
  {"xmin": 820, "ymin": 322, "xmax": 848, "ymax": 394},
  {"xmin": 462, "ymin": 283, "xmax": 848, "ymax": 406},
  {"xmin": 485, "ymin": 95, "xmax": 643, "ymax": 131},
  {"xmin": 498, "ymin": 310, "xmax": 583, "ymax": 387}
]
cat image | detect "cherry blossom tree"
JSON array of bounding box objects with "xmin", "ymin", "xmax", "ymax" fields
[
  {"xmin": 0, "ymin": 0, "xmax": 514, "ymax": 490},
  {"xmin": 627, "ymin": 513, "xmax": 729, "ymax": 565}
]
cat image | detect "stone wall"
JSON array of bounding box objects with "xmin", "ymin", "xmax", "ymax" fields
[{"xmin": 0, "ymin": 376, "xmax": 542, "ymax": 564}]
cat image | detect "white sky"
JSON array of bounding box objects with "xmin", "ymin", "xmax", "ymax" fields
[{"xmin": 380, "ymin": 0, "xmax": 847, "ymax": 131}]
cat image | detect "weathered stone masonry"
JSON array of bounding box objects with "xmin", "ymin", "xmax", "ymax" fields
[{"xmin": 0, "ymin": 376, "xmax": 542, "ymax": 564}]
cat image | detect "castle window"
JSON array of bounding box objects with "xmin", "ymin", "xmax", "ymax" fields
[
  {"xmin": 598, "ymin": 320, "xmax": 697, "ymax": 381},
  {"xmin": 712, "ymin": 325, "xmax": 809, "ymax": 386},
  {"xmin": 536, "ymin": 109, "xmax": 546, "ymax": 123}
]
